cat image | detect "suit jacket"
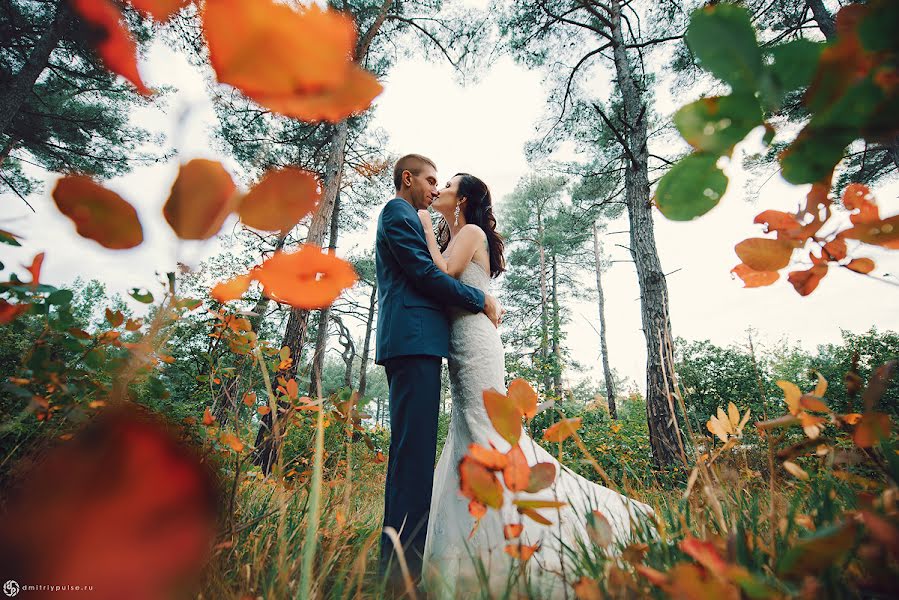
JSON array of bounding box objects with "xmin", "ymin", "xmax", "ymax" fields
[{"xmin": 374, "ymin": 197, "xmax": 485, "ymax": 365}]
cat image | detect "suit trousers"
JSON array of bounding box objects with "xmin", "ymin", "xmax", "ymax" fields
[{"xmin": 379, "ymin": 354, "xmax": 442, "ymax": 581}]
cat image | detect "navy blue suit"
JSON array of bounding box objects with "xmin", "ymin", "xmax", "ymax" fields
[{"xmin": 374, "ymin": 197, "xmax": 484, "ymax": 579}]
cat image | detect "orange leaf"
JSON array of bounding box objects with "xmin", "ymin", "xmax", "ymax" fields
[
  {"xmin": 24, "ymin": 252, "xmax": 44, "ymax": 287},
  {"xmin": 525, "ymin": 462, "xmax": 556, "ymax": 493},
  {"xmin": 543, "ymin": 417, "xmax": 582, "ymax": 443},
  {"xmin": 587, "ymin": 510, "xmax": 613, "ymax": 547},
  {"xmin": 163, "ymin": 160, "xmax": 237, "ymax": 240},
  {"xmin": 128, "ymin": 0, "xmax": 190, "ymax": 22},
  {"xmin": 504, "ymin": 543, "xmax": 539, "ymax": 561},
  {"xmin": 840, "ymin": 215, "xmax": 899, "ymax": 249},
  {"xmin": 518, "ymin": 507, "xmax": 553, "ymax": 525},
  {"xmin": 799, "ymin": 395, "xmax": 830, "ymax": 413},
  {"xmin": 754, "ymin": 210, "xmax": 801, "ymax": 234},
  {"xmin": 635, "ymin": 564, "xmax": 669, "ymax": 587},
  {"xmin": 822, "ymin": 238, "xmax": 847, "ymax": 261},
  {"xmin": 787, "ymin": 265, "xmax": 828, "ymax": 296},
  {"xmin": 202, "ymin": 407, "xmax": 214, "ymax": 426},
  {"xmin": 468, "ymin": 499, "xmax": 486, "ymax": 520},
  {"xmin": 0, "ymin": 300, "xmax": 29, "ymax": 324},
  {"xmin": 219, "ymin": 432, "xmax": 244, "ymax": 452},
  {"xmin": 53, "ymin": 176, "xmax": 143, "ymax": 249},
  {"xmin": 502, "ymin": 444, "xmax": 530, "ymax": 492},
  {"xmin": 253, "ymin": 64, "xmax": 383, "ymax": 123},
  {"xmin": 508, "ymin": 378, "xmax": 538, "ymax": 419},
  {"xmin": 374, "ymin": 451, "xmax": 386, "ymax": 463},
  {"xmin": 238, "ymin": 168, "xmax": 321, "ymax": 233},
  {"xmin": 105, "ymin": 308, "xmax": 124, "ymax": 328},
  {"xmin": 285, "ymin": 379, "xmax": 299, "ymax": 400},
  {"xmin": 242, "ymin": 391, "xmax": 256, "ymax": 407},
  {"xmin": 482, "ymin": 388, "xmax": 522, "ymax": 446},
  {"xmin": 731, "ymin": 263, "xmax": 779, "ymax": 288},
  {"xmin": 125, "ymin": 318, "xmax": 142, "ymax": 331},
  {"xmin": 257, "ymin": 406, "xmax": 270, "ymax": 416},
  {"xmin": 853, "ymin": 412, "xmax": 891, "ymax": 448},
  {"xmin": 734, "ymin": 238, "xmax": 794, "ymax": 271},
  {"xmin": 573, "ymin": 576, "xmax": 603, "ymax": 600},
  {"xmin": 227, "ymin": 317, "xmax": 252, "ymax": 334},
  {"xmin": 842, "ymin": 183, "xmax": 879, "ymax": 225},
  {"xmin": 211, "ymin": 274, "xmax": 252, "ymax": 303},
  {"xmin": 68, "ymin": 0, "xmax": 150, "ymax": 94},
  {"xmin": 514, "ymin": 499, "xmax": 567, "ymax": 510},
  {"xmin": 846, "ymin": 257, "xmax": 875, "ymax": 274},
  {"xmin": 254, "ymin": 245, "xmax": 357, "ymax": 310},
  {"xmin": 459, "ymin": 456, "xmax": 503, "ymax": 509},
  {"xmin": 468, "ymin": 443, "xmax": 508, "ymax": 471},
  {"xmin": 679, "ymin": 536, "xmax": 729, "ymax": 577},
  {"xmin": 204, "ymin": 0, "xmax": 355, "ymax": 97},
  {"xmin": 503, "ymin": 523, "xmax": 523, "ymax": 539}
]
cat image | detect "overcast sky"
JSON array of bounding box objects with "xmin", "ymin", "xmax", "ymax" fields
[{"xmin": 2, "ymin": 2, "xmax": 897, "ymax": 393}]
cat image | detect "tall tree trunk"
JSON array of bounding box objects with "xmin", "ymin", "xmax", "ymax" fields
[
  {"xmin": 357, "ymin": 283, "xmax": 377, "ymax": 398},
  {"xmin": 610, "ymin": 0, "xmax": 682, "ymax": 468},
  {"xmin": 253, "ymin": 122, "xmax": 348, "ymax": 474},
  {"xmin": 537, "ymin": 209, "xmax": 551, "ymax": 396},
  {"xmin": 593, "ymin": 224, "xmax": 616, "ymax": 419},
  {"xmin": 0, "ymin": 1, "xmax": 69, "ymax": 137},
  {"xmin": 805, "ymin": 0, "xmax": 836, "ymax": 41},
  {"xmin": 308, "ymin": 193, "xmax": 342, "ymax": 397},
  {"xmin": 551, "ymin": 253, "xmax": 562, "ymax": 398},
  {"xmin": 248, "ymin": 234, "xmax": 287, "ymax": 332}
]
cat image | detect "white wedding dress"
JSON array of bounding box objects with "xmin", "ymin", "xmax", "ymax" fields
[{"xmin": 422, "ymin": 261, "xmax": 653, "ymax": 598}]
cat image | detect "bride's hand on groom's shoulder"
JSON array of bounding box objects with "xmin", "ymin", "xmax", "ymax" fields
[{"xmin": 417, "ymin": 209, "xmax": 433, "ymax": 230}]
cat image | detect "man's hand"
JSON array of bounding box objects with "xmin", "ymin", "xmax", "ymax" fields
[
  {"xmin": 484, "ymin": 294, "xmax": 503, "ymax": 328},
  {"xmin": 417, "ymin": 209, "xmax": 433, "ymax": 231}
]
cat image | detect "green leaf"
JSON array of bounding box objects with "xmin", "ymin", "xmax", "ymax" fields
[
  {"xmin": 858, "ymin": 1, "xmax": 899, "ymax": 53},
  {"xmin": 129, "ymin": 288, "xmax": 154, "ymax": 303},
  {"xmin": 655, "ymin": 153, "xmax": 729, "ymax": 221},
  {"xmin": 686, "ymin": 4, "xmax": 763, "ymax": 92},
  {"xmin": 0, "ymin": 230, "xmax": 21, "ymax": 246},
  {"xmin": 767, "ymin": 39, "xmax": 825, "ymax": 100},
  {"xmin": 673, "ymin": 93, "xmax": 762, "ymax": 156},
  {"xmin": 47, "ymin": 289, "xmax": 74, "ymax": 305}
]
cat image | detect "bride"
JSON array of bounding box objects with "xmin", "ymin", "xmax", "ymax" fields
[{"xmin": 415, "ymin": 173, "xmax": 653, "ymax": 597}]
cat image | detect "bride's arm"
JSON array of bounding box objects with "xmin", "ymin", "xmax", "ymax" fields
[{"xmin": 417, "ymin": 210, "xmax": 450, "ymax": 273}]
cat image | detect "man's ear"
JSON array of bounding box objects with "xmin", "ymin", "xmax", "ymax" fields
[{"xmin": 402, "ymin": 170, "xmax": 412, "ymax": 188}]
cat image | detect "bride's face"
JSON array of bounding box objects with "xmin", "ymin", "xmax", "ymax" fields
[{"xmin": 431, "ymin": 176, "xmax": 463, "ymax": 219}]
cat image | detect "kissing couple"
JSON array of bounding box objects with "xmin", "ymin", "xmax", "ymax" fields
[{"xmin": 374, "ymin": 154, "xmax": 652, "ymax": 597}]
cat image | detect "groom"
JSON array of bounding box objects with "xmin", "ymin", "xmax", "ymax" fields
[{"xmin": 375, "ymin": 154, "xmax": 501, "ymax": 584}]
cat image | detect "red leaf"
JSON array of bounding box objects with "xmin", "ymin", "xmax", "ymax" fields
[
  {"xmin": 543, "ymin": 417, "xmax": 582, "ymax": 443},
  {"xmin": 842, "ymin": 183, "xmax": 879, "ymax": 225},
  {"xmin": 502, "ymin": 444, "xmax": 530, "ymax": 493},
  {"xmin": 128, "ymin": 0, "xmax": 191, "ymax": 22},
  {"xmin": 679, "ymin": 535, "xmax": 729, "ymax": 577},
  {"xmin": 202, "ymin": 407, "xmax": 214, "ymax": 426},
  {"xmin": 734, "ymin": 238, "xmax": 794, "ymax": 271},
  {"xmin": 525, "ymin": 462, "xmax": 557, "ymax": 493},
  {"xmin": 840, "ymin": 215, "xmax": 899, "ymax": 249},
  {"xmin": 253, "ymin": 245, "xmax": 358, "ymax": 310},
  {"xmin": 24, "ymin": 252, "xmax": 44, "ymax": 287},
  {"xmin": 467, "ymin": 443, "xmax": 508, "ymax": 471},
  {"xmin": 731, "ymin": 263, "xmax": 779, "ymax": 288},
  {"xmin": 853, "ymin": 412, "xmax": 891, "ymax": 448},
  {"xmin": 846, "ymin": 257, "xmax": 876, "ymax": 274},
  {"xmin": 459, "ymin": 456, "xmax": 503, "ymax": 509},
  {"xmin": 787, "ymin": 265, "xmax": 828, "ymax": 296},
  {"xmin": 163, "ymin": 160, "xmax": 238, "ymax": 240},
  {"xmin": 482, "ymin": 388, "xmax": 522, "ymax": 446},
  {"xmin": 53, "ymin": 176, "xmax": 143, "ymax": 249},
  {"xmin": 503, "ymin": 523, "xmax": 523, "ymax": 539},
  {"xmin": 238, "ymin": 168, "xmax": 321, "ymax": 233},
  {"xmin": 0, "ymin": 301, "xmax": 29, "ymax": 324},
  {"xmin": 754, "ymin": 210, "xmax": 801, "ymax": 233},
  {"xmin": 68, "ymin": 0, "xmax": 150, "ymax": 94},
  {"xmin": 822, "ymin": 238, "xmax": 847, "ymax": 261}
]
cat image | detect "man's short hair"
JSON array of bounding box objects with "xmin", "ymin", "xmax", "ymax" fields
[{"xmin": 393, "ymin": 154, "xmax": 437, "ymax": 191}]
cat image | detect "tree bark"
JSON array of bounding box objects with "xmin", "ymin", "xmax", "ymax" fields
[
  {"xmin": 609, "ymin": 0, "xmax": 682, "ymax": 468},
  {"xmin": 805, "ymin": 0, "xmax": 836, "ymax": 41},
  {"xmin": 307, "ymin": 192, "xmax": 342, "ymax": 397},
  {"xmin": 0, "ymin": 1, "xmax": 69, "ymax": 137},
  {"xmin": 357, "ymin": 282, "xmax": 377, "ymax": 398},
  {"xmin": 593, "ymin": 223, "xmax": 616, "ymax": 419},
  {"xmin": 253, "ymin": 121, "xmax": 348, "ymax": 474},
  {"xmin": 551, "ymin": 253, "xmax": 563, "ymax": 398},
  {"xmin": 536, "ymin": 208, "xmax": 551, "ymax": 396}
]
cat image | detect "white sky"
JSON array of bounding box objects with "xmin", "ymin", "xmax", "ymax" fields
[{"xmin": 2, "ymin": 5, "xmax": 897, "ymax": 392}]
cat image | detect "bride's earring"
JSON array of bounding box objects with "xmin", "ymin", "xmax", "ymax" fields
[{"xmin": 453, "ymin": 204, "xmax": 460, "ymax": 226}]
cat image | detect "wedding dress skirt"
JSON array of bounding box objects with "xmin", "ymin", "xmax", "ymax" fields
[{"xmin": 422, "ymin": 262, "xmax": 653, "ymax": 598}]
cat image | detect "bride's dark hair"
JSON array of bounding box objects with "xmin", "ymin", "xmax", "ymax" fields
[{"xmin": 437, "ymin": 173, "xmax": 505, "ymax": 278}]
